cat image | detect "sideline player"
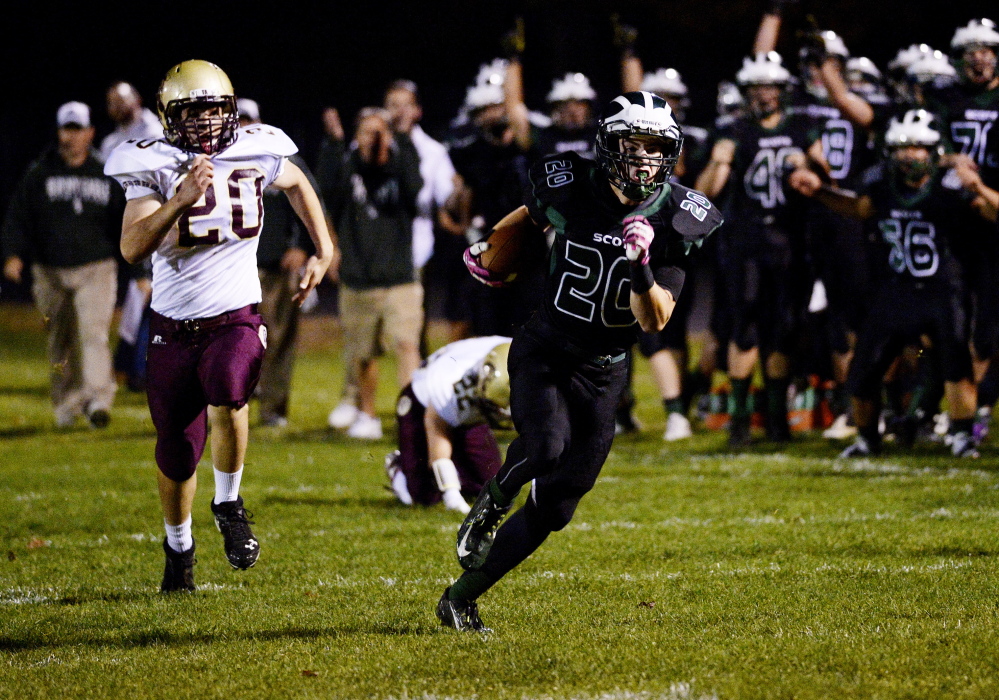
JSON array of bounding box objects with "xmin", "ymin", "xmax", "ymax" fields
[
  {"xmin": 105, "ymin": 60, "xmax": 333, "ymax": 591},
  {"xmin": 790, "ymin": 109, "xmax": 987, "ymax": 458},
  {"xmin": 436, "ymin": 92, "xmax": 722, "ymax": 631},
  {"xmin": 386, "ymin": 336, "xmax": 512, "ymax": 514}
]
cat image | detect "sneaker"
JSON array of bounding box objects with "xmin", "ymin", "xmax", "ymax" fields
[
  {"xmin": 950, "ymin": 431, "xmax": 980, "ymax": 459},
  {"xmin": 384, "ymin": 451, "xmax": 412, "ymax": 505},
  {"xmin": 728, "ymin": 416, "xmax": 751, "ymax": 449},
  {"xmin": 328, "ymin": 401, "xmax": 359, "ymax": 429},
  {"xmin": 663, "ymin": 412, "xmax": 693, "ymax": 441},
  {"xmin": 839, "ymin": 435, "xmax": 877, "ymax": 458},
  {"xmin": 822, "ymin": 413, "xmax": 857, "ymax": 440},
  {"xmin": 347, "ymin": 412, "xmax": 383, "ymax": 439},
  {"xmin": 456, "ymin": 481, "xmax": 512, "ymax": 570},
  {"xmin": 210, "ymin": 496, "xmax": 260, "ymax": 570},
  {"xmin": 161, "ymin": 538, "xmax": 196, "ymax": 593},
  {"xmin": 436, "ymin": 587, "xmax": 491, "ymax": 632}
]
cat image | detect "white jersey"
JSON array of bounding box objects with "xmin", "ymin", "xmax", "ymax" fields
[
  {"xmin": 411, "ymin": 335, "xmax": 510, "ymax": 428},
  {"xmin": 99, "ymin": 108, "xmax": 164, "ymax": 162},
  {"xmin": 105, "ymin": 125, "xmax": 297, "ymax": 320}
]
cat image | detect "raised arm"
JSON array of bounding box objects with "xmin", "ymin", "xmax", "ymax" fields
[{"xmin": 695, "ymin": 139, "xmax": 735, "ymax": 200}]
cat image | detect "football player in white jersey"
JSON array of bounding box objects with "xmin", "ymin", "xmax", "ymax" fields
[
  {"xmin": 386, "ymin": 336, "xmax": 512, "ymax": 514},
  {"xmin": 105, "ymin": 60, "xmax": 333, "ymax": 592}
]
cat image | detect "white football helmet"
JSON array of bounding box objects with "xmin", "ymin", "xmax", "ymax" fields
[
  {"xmin": 951, "ymin": 18, "xmax": 999, "ymax": 51},
  {"xmin": 736, "ymin": 52, "xmax": 792, "ymax": 86},
  {"xmin": 640, "ymin": 68, "xmax": 690, "ymax": 122},
  {"xmin": 906, "ymin": 51, "xmax": 958, "ymax": 86},
  {"xmin": 885, "ymin": 110, "xmax": 941, "ymax": 149},
  {"xmin": 546, "ymin": 72, "xmax": 597, "ymax": 103},
  {"xmin": 595, "ymin": 91, "xmax": 682, "ymax": 200}
]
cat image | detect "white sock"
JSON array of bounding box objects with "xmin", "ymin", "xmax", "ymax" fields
[
  {"xmin": 213, "ymin": 465, "xmax": 243, "ymax": 504},
  {"xmin": 164, "ymin": 517, "xmax": 193, "ymax": 553}
]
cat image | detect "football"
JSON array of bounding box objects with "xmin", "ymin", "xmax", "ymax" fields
[{"xmin": 478, "ymin": 209, "xmax": 530, "ymax": 282}]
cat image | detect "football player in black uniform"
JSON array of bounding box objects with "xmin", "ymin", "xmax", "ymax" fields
[
  {"xmin": 696, "ymin": 52, "xmax": 827, "ymax": 447},
  {"xmin": 927, "ymin": 19, "xmax": 999, "ymax": 443},
  {"xmin": 790, "ymin": 109, "xmax": 989, "ymax": 458},
  {"xmin": 435, "ymin": 92, "xmax": 722, "ymax": 631}
]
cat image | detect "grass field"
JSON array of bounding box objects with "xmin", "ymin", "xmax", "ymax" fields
[{"xmin": 2, "ymin": 301, "xmax": 999, "ymax": 699}]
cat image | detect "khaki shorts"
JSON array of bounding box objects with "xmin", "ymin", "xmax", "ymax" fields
[{"xmin": 340, "ymin": 282, "xmax": 424, "ymax": 362}]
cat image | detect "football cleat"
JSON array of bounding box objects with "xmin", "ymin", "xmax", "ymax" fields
[
  {"xmin": 839, "ymin": 435, "xmax": 878, "ymax": 458},
  {"xmin": 211, "ymin": 496, "xmax": 260, "ymax": 570},
  {"xmin": 663, "ymin": 412, "xmax": 693, "ymax": 441},
  {"xmin": 950, "ymin": 431, "xmax": 980, "ymax": 459},
  {"xmin": 384, "ymin": 450, "xmax": 413, "ymax": 505},
  {"xmin": 436, "ymin": 587, "xmax": 491, "ymax": 632},
  {"xmin": 456, "ymin": 482, "xmax": 512, "ymax": 570},
  {"xmin": 161, "ymin": 538, "xmax": 196, "ymax": 593}
]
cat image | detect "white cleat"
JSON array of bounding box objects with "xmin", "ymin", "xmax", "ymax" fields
[
  {"xmin": 328, "ymin": 401, "xmax": 359, "ymax": 429},
  {"xmin": 663, "ymin": 412, "xmax": 693, "ymax": 441},
  {"xmin": 822, "ymin": 414, "xmax": 857, "ymax": 440},
  {"xmin": 347, "ymin": 412, "xmax": 383, "ymax": 440}
]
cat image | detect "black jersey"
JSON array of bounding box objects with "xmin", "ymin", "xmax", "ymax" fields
[
  {"xmin": 859, "ymin": 164, "xmax": 974, "ymax": 285},
  {"xmin": 790, "ymin": 102, "xmax": 876, "ymax": 190},
  {"xmin": 930, "ymin": 82, "xmax": 999, "ymax": 188},
  {"xmin": 717, "ymin": 111, "xmax": 822, "ymax": 230},
  {"xmin": 524, "ymin": 151, "xmax": 722, "ymax": 356}
]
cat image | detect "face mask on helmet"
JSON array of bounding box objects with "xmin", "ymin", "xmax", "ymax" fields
[
  {"xmin": 477, "ymin": 344, "xmax": 512, "ymax": 430},
  {"xmin": 736, "ymin": 52, "xmax": 791, "ymax": 118},
  {"xmin": 158, "ymin": 60, "xmax": 240, "ymax": 155},
  {"xmin": 596, "ymin": 92, "xmax": 682, "ymax": 201},
  {"xmin": 884, "ymin": 110, "xmax": 941, "ymax": 188}
]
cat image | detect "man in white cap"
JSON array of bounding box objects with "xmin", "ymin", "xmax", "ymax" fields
[{"xmin": 1, "ymin": 102, "xmax": 123, "ymax": 427}]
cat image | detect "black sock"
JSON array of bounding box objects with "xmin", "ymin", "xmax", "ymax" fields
[
  {"xmin": 663, "ymin": 397, "xmax": 684, "ymax": 416},
  {"xmin": 730, "ymin": 378, "xmax": 751, "ymax": 420},
  {"xmin": 449, "ymin": 570, "xmax": 495, "ymax": 602},
  {"xmin": 765, "ymin": 378, "xmax": 789, "ymax": 418}
]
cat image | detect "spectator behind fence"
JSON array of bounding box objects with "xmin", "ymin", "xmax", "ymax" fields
[{"xmin": 1, "ymin": 102, "xmax": 123, "ymax": 428}]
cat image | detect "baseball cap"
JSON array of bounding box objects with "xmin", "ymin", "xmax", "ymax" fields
[
  {"xmin": 57, "ymin": 101, "xmax": 91, "ymax": 128},
  {"xmin": 237, "ymin": 98, "xmax": 260, "ymax": 122}
]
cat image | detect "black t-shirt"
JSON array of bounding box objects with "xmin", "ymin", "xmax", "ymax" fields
[
  {"xmin": 715, "ymin": 111, "xmax": 822, "ymax": 231},
  {"xmin": 859, "ymin": 163, "xmax": 974, "ymax": 286},
  {"xmin": 524, "ymin": 151, "xmax": 722, "ymax": 355}
]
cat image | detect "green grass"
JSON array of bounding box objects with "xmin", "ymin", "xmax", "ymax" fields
[{"xmin": 2, "ymin": 302, "xmax": 999, "ymax": 699}]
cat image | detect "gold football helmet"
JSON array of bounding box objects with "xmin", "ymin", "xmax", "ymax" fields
[
  {"xmin": 477, "ymin": 342, "xmax": 512, "ymax": 429},
  {"xmin": 157, "ymin": 60, "xmax": 239, "ymax": 155}
]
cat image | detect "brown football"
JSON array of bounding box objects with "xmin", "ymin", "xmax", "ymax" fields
[{"xmin": 479, "ymin": 213, "xmax": 528, "ymax": 282}]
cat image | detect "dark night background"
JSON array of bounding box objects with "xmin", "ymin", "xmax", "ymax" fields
[{"xmin": 0, "ymin": 0, "xmax": 988, "ymax": 297}]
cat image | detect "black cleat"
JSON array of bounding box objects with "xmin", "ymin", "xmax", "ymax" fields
[
  {"xmin": 456, "ymin": 482, "xmax": 511, "ymax": 570},
  {"xmin": 161, "ymin": 538, "xmax": 196, "ymax": 593},
  {"xmin": 211, "ymin": 496, "xmax": 260, "ymax": 570},
  {"xmin": 436, "ymin": 588, "xmax": 491, "ymax": 632}
]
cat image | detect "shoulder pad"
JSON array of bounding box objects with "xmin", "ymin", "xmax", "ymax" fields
[
  {"xmin": 528, "ymin": 151, "xmax": 594, "ymax": 214},
  {"xmin": 103, "ymin": 138, "xmax": 185, "ymax": 177},
  {"xmin": 221, "ymin": 125, "xmax": 298, "ymax": 159},
  {"xmin": 667, "ymin": 184, "xmax": 724, "ymax": 245}
]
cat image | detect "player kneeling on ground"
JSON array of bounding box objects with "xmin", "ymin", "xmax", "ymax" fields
[
  {"xmin": 385, "ymin": 336, "xmax": 512, "ymax": 514},
  {"xmin": 790, "ymin": 109, "xmax": 990, "ymax": 458},
  {"xmin": 105, "ymin": 60, "xmax": 333, "ymax": 591},
  {"xmin": 438, "ymin": 92, "xmax": 722, "ymax": 631}
]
